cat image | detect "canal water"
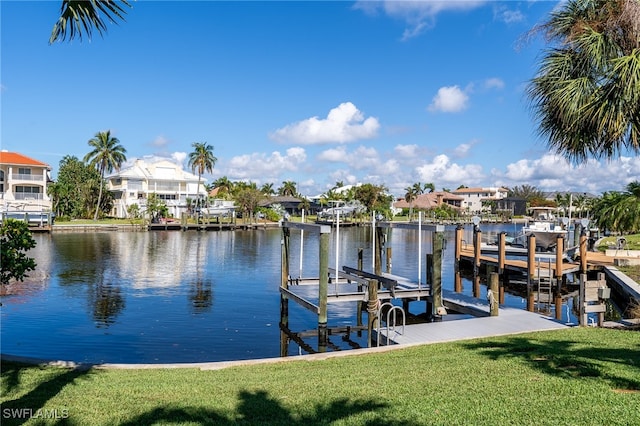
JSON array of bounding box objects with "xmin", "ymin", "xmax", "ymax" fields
[{"xmin": 1, "ymin": 223, "xmax": 553, "ymax": 364}]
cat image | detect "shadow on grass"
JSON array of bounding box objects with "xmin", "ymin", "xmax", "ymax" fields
[
  {"xmin": 1, "ymin": 362, "xmax": 404, "ymax": 425},
  {"xmin": 461, "ymin": 335, "xmax": 640, "ymax": 390},
  {"xmin": 117, "ymin": 390, "xmax": 393, "ymax": 425},
  {"xmin": 1, "ymin": 362, "xmax": 92, "ymax": 426}
]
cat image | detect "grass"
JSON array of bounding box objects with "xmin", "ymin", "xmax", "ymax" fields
[
  {"xmin": 597, "ymin": 234, "xmax": 640, "ymax": 251},
  {"xmin": 2, "ymin": 328, "xmax": 639, "ymax": 425}
]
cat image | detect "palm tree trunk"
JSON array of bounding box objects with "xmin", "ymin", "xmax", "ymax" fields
[{"xmin": 94, "ymin": 168, "xmax": 104, "ymax": 221}]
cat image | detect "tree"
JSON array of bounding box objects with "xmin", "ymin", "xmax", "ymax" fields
[
  {"xmin": 354, "ymin": 183, "xmax": 391, "ymax": 214},
  {"xmin": 1, "ymin": 219, "xmax": 37, "ymax": 285},
  {"xmin": 146, "ymin": 193, "xmax": 168, "ymax": 223},
  {"xmin": 50, "ymin": 0, "xmax": 132, "ymax": 44},
  {"xmin": 84, "ymin": 130, "xmax": 127, "ymax": 220},
  {"xmin": 234, "ymin": 187, "xmax": 264, "ymax": 223},
  {"xmin": 213, "ymin": 176, "xmax": 233, "ymax": 198},
  {"xmin": 188, "ymin": 142, "xmax": 217, "ymax": 209},
  {"xmin": 527, "ymin": 0, "xmax": 640, "ymax": 162},
  {"xmin": 278, "ymin": 181, "xmax": 298, "ymax": 197},
  {"xmin": 54, "ymin": 155, "xmax": 106, "ymax": 219},
  {"xmin": 260, "ymin": 183, "xmax": 275, "ymax": 196},
  {"xmin": 404, "ymin": 186, "xmax": 418, "ymax": 220},
  {"xmin": 508, "ymin": 185, "xmax": 545, "ymax": 205},
  {"xmin": 591, "ymin": 181, "xmax": 640, "ymax": 233}
]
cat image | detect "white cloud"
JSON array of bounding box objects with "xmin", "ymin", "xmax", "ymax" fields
[
  {"xmin": 317, "ymin": 146, "xmax": 348, "ymax": 162},
  {"xmin": 453, "ymin": 142, "xmax": 474, "ymax": 158},
  {"xmin": 224, "ymin": 147, "xmax": 307, "ymax": 181},
  {"xmin": 270, "ymin": 102, "xmax": 380, "ymax": 144},
  {"xmin": 484, "ymin": 78, "xmax": 505, "ymax": 90},
  {"xmin": 354, "ymin": 1, "xmax": 487, "ymax": 40},
  {"xmin": 493, "ymin": 6, "xmax": 525, "ymax": 24},
  {"xmin": 428, "ymin": 86, "xmax": 469, "ymax": 113},
  {"xmin": 150, "ymin": 135, "xmax": 170, "ymax": 148},
  {"xmin": 415, "ymin": 154, "xmax": 485, "ymax": 186},
  {"xmin": 171, "ymin": 151, "xmax": 187, "ymax": 164},
  {"xmin": 394, "ymin": 144, "xmax": 419, "ymax": 158}
]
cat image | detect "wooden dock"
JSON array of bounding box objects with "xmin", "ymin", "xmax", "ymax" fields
[{"xmin": 376, "ymin": 290, "xmax": 569, "ymax": 346}]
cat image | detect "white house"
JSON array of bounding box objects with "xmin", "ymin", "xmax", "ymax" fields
[
  {"xmin": 0, "ymin": 150, "xmax": 52, "ymax": 212},
  {"xmin": 452, "ymin": 187, "xmax": 508, "ymax": 214},
  {"xmin": 107, "ymin": 156, "xmax": 207, "ymax": 218}
]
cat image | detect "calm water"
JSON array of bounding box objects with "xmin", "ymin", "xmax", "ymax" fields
[{"xmin": 1, "ymin": 223, "xmax": 549, "ymax": 364}]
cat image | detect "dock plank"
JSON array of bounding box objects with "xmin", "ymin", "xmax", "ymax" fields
[{"xmin": 377, "ymin": 306, "xmax": 568, "ymax": 346}]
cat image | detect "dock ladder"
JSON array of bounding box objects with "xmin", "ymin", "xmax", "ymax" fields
[
  {"xmin": 376, "ymin": 302, "xmax": 405, "ymax": 347},
  {"xmin": 535, "ymin": 259, "xmax": 555, "ymax": 314}
]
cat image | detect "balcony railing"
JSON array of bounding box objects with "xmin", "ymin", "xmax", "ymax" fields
[
  {"xmin": 12, "ymin": 174, "xmax": 45, "ymax": 181},
  {"xmin": 14, "ymin": 193, "xmax": 44, "ymax": 200}
]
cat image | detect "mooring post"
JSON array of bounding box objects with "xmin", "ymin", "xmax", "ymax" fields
[
  {"xmin": 318, "ymin": 230, "xmax": 330, "ymax": 352},
  {"xmin": 375, "ymin": 227, "xmax": 384, "ymax": 275},
  {"xmin": 386, "ymin": 247, "xmax": 392, "ymax": 273},
  {"xmin": 426, "ymin": 253, "xmax": 433, "ymax": 317},
  {"xmin": 489, "ymin": 271, "xmax": 499, "ymax": 316},
  {"xmin": 454, "ymin": 225, "xmax": 463, "ymax": 293},
  {"xmin": 573, "ymin": 222, "xmax": 582, "ymax": 248},
  {"xmin": 473, "ymin": 226, "xmax": 482, "ymax": 298},
  {"xmin": 580, "ymin": 231, "xmax": 588, "ymax": 275},
  {"xmin": 579, "ymin": 273, "xmax": 587, "ymax": 326},
  {"xmin": 554, "ymin": 236, "xmax": 564, "ymax": 320},
  {"xmin": 357, "ymin": 247, "xmax": 363, "ymax": 331},
  {"xmin": 526, "ymin": 234, "xmax": 536, "ymax": 311},
  {"xmin": 431, "ymin": 228, "xmax": 444, "ymax": 320},
  {"xmin": 367, "ymin": 279, "xmax": 379, "ymax": 347},
  {"xmin": 280, "ymin": 227, "xmax": 290, "ymax": 324},
  {"xmin": 498, "ymin": 232, "xmax": 506, "ymax": 304}
]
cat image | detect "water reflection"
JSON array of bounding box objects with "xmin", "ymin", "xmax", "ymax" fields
[{"xmin": 1, "ymin": 224, "xmax": 552, "ymax": 364}]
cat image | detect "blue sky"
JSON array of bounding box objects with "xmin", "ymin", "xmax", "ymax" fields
[{"xmin": 2, "ymin": 1, "xmax": 639, "ymax": 197}]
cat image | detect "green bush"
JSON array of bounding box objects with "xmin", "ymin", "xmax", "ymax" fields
[{"xmin": 0, "ymin": 219, "xmax": 37, "ymax": 284}]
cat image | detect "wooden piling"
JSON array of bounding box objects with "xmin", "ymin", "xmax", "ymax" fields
[
  {"xmin": 473, "ymin": 227, "xmax": 482, "ymax": 298},
  {"xmin": 489, "ymin": 272, "xmax": 499, "ymax": 316},
  {"xmin": 498, "ymin": 232, "xmax": 506, "ymax": 304},
  {"xmin": 580, "ymin": 233, "xmax": 587, "ymax": 274},
  {"xmin": 454, "ymin": 226, "xmax": 463, "ymax": 293},
  {"xmin": 554, "ymin": 237, "xmax": 564, "ymax": 320},
  {"xmin": 526, "ymin": 234, "xmax": 536, "ymax": 312},
  {"xmin": 356, "ymin": 248, "xmax": 364, "ymax": 332},
  {"xmin": 431, "ymin": 230, "xmax": 444, "ymax": 319},
  {"xmin": 367, "ymin": 279, "xmax": 379, "ymax": 348},
  {"xmin": 386, "ymin": 247, "xmax": 392, "ymax": 273},
  {"xmin": 318, "ymin": 230, "xmax": 329, "ymax": 351}
]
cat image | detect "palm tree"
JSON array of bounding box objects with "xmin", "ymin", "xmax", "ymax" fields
[
  {"xmin": 83, "ymin": 130, "xmax": 126, "ymax": 221},
  {"xmin": 278, "ymin": 180, "xmax": 298, "ymax": 197},
  {"xmin": 50, "ymin": 0, "xmax": 132, "ymax": 43},
  {"xmin": 260, "ymin": 183, "xmax": 275, "ymax": 196},
  {"xmin": 527, "ymin": 0, "xmax": 640, "ymax": 162},
  {"xmin": 188, "ymin": 142, "xmax": 217, "ymax": 209},
  {"xmin": 593, "ymin": 181, "xmax": 640, "ymax": 233},
  {"xmin": 213, "ymin": 176, "xmax": 233, "ymax": 198},
  {"xmin": 404, "ymin": 185, "xmax": 418, "ymax": 221}
]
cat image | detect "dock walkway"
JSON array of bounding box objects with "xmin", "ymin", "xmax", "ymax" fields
[{"xmin": 376, "ymin": 290, "xmax": 569, "ymax": 346}]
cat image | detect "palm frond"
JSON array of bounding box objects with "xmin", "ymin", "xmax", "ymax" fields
[{"xmin": 50, "ymin": 0, "xmax": 131, "ymax": 44}]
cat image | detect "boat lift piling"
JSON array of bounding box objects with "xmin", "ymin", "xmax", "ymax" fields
[{"xmin": 280, "ymin": 216, "xmax": 443, "ymax": 353}]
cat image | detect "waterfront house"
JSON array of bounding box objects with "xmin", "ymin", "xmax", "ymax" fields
[
  {"xmin": 393, "ymin": 191, "xmax": 464, "ymax": 212},
  {"xmin": 0, "ymin": 150, "xmax": 52, "ymax": 212},
  {"xmin": 106, "ymin": 156, "xmax": 208, "ymax": 219},
  {"xmin": 452, "ymin": 187, "xmax": 508, "ymax": 215}
]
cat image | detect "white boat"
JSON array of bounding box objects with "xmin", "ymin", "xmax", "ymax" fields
[
  {"xmin": 516, "ymin": 207, "xmax": 568, "ymax": 251},
  {"xmin": 200, "ymin": 199, "xmax": 236, "ymax": 217}
]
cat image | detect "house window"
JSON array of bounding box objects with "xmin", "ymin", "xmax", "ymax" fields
[{"xmin": 18, "ymin": 168, "xmax": 32, "ymax": 175}]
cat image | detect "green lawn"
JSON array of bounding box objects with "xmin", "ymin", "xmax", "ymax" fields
[{"xmin": 2, "ymin": 327, "xmax": 639, "ymax": 425}]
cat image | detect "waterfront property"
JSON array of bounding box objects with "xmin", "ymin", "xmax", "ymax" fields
[
  {"xmin": 0, "ymin": 151, "xmax": 52, "ymax": 213},
  {"xmin": 106, "ymin": 156, "xmax": 208, "ymax": 219}
]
